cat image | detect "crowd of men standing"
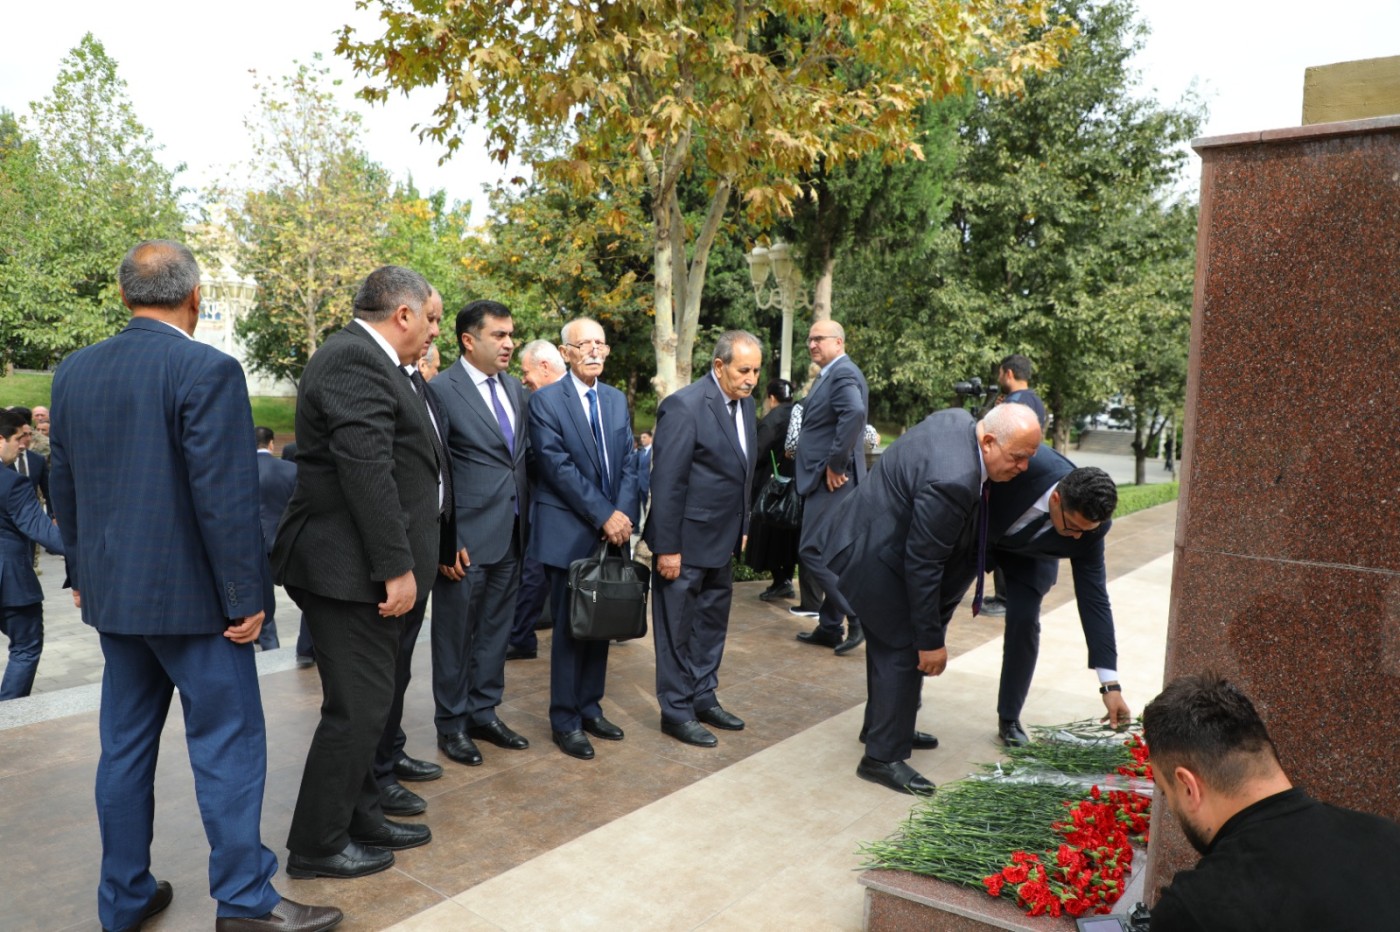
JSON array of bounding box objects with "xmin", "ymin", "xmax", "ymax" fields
[{"xmin": 2, "ymin": 237, "xmax": 1149, "ymax": 929}]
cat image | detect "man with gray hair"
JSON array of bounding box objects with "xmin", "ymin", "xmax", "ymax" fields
[
  {"xmin": 643, "ymin": 331, "xmax": 762, "ymax": 746},
  {"xmin": 275, "ymin": 265, "xmax": 446, "ymax": 879},
  {"xmin": 824, "ymin": 403, "xmax": 1043, "ymax": 794},
  {"xmin": 518, "ymin": 338, "xmax": 566, "ymax": 391},
  {"xmin": 49, "ymin": 240, "xmax": 340, "ymax": 931}
]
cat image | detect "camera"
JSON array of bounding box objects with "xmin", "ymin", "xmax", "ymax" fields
[
  {"xmin": 1075, "ymin": 902, "xmax": 1150, "ymax": 932},
  {"xmin": 952, "ymin": 376, "xmax": 999, "ymax": 415}
]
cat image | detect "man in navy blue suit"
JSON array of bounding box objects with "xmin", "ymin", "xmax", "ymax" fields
[
  {"xmin": 0, "ymin": 410, "xmax": 64, "ymax": 700},
  {"xmin": 48, "ymin": 241, "xmax": 340, "ymax": 931},
  {"xmin": 643, "ymin": 331, "xmax": 760, "ymax": 747},
  {"xmin": 526, "ymin": 316, "xmax": 640, "ymax": 760},
  {"xmin": 985, "ymin": 451, "xmax": 1130, "ymax": 747},
  {"xmin": 254, "ymin": 426, "xmax": 296, "ymax": 651}
]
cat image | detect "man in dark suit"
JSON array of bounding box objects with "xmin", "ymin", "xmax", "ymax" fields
[
  {"xmin": 6, "ymin": 409, "xmax": 49, "ymax": 513},
  {"xmin": 506, "ymin": 339, "xmax": 568, "ymax": 661},
  {"xmin": 526, "ymin": 316, "xmax": 640, "ymax": 760},
  {"xmin": 274, "ymin": 265, "xmax": 445, "ymax": 879},
  {"xmin": 49, "ymin": 241, "xmax": 339, "ymax": 931},
  {"xmin": 826, "ymin": 403, "xmax": 1044, "ymax": 794},
  {"xmin": 981, "ymin": 352, "xmax": 1048, "ymax": 617},
  {"xmin": 794, "ymin": 319, "xmax": 869, "ymax": 655},
  {"xmin": 428, "ymin": 300, "xmax": 532, "ymax": 770},
  {"xmin": 0, "ymin": 410, "xmax": 64, "ymax": 700},
  {"xmin": 985, "ymin": 450, "xmax": 1128, "ymax": 746},
  {"xmin": 253, "ymin": 426, "xmax": 296, "ymax": 651},
  {"xmin": 644, "ymin": 331, "xmax": 761, "ymax": 747}
]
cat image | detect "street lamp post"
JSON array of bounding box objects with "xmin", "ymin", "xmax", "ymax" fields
[{"xmin": 745, "ymin": 240, "xmax": 812, "ymax": 382}]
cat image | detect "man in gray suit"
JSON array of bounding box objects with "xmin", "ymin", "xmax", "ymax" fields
[
  {"xmin": 826, "ymin": 403, "xmax": 1044, "ymax": 794},
  {"xmin": 429, "ymin": 300, "xmax": 532, "ymax": 769},
  {"xmin": 275, "ymin": 265, "xmax": 445, "ymax": 879},
  {"xmin": 794, "ymin": 319, "xmax": 869, "ymax": 655},
  {"xmin": 644, "ymin": 331, "xmax": 761, "ymax": 747}
]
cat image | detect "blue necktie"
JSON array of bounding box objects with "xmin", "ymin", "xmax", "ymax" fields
[
  {"xmin": 485, "ymin": 377, "xmax": 515, "ymax": 455},
  {"xmin": 586, "ymin": 388, "xmax": 610, "ymax": 493},
  {"xmin": 972, "ymin": 481, "xmax": 990, "ymax": 616}
]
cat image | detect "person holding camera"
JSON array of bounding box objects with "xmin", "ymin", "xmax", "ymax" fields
[{"xmin": 1143, "ymin": 673, "xmax": 1400, "ymax": 931}]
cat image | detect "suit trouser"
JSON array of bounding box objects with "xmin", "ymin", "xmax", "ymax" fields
[
  {"xmin": 860, "ymin": 623, "xmax": 923, "ymax": 764},
  {"xmin": 95, "ymin": 632, "xmax": 280, "ymax": 928},
  {"xmin": 652, "ymin": 561, "xmax": 733, "ymax": 724},
  {"xmin": 373, "ymin": 600, "xmax": 428, "ymax": 788},
  {"xmin": 0, "ymin": 602, "xmax": 43, "ymax": 699},
  {"xmin": 286, "ymin": 587, "xmax": 410, "ymax": 857},
  {"xmin": 255, "ymin": 552, "xmax": 280, "ymax": 651},
  {"xmin": 997, "ymin": 559, "xmax": 1053, "ymax": 721},
  {"xmin": 798, "ymin": 483, "xmax": 858, "ymax": 636},
  {"xmin": 544, "ymin": 565, "xmax": 610, "ymax": 732},
  {"xmin": 508, "ymin": 555, "xmax": 549, "ymax": 651},
  {"xmin": 431, "ymin": 531, "xmax": 521, "ymax": 734}
]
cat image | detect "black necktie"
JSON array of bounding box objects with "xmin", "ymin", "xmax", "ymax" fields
[
  {"xmin": 728, "ymin": 399, "xmax": 745, "ymax": 460},
  {"xmin": 972, "ymin": 482, "xmax": 990, "ymax": 616},
  {"xmin": 409, "ymin": 368, "xmax": 453, "ymax": 516}
]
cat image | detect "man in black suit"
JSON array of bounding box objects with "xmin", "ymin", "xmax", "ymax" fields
[
  {"xmin": 274, "ymin": 265, "xmax": 446, "ymax": 879},
  {"xmin": 429, "ymin": 300, "xmax": 532, "ymax": 770},
  {"xmin": 826, "ymin": 403, "xmax": 1044, "ymax": 794},
  {"xmin": 253, "ymin": 427, "xmax": 296, "ymax": 651},
  {"xmin": 793, "ymin": 319, "xmax": 869, "ymax": 655},
  {"xmin": 6, "ymin": 409, "xmax": 49, "ymax": 513},
  {"xmin": 644, "ymin": 331, "xmax": 761, "ymax": 747},
  {"xmin": 985, "ymin": 450, "xmax": 1129, "ymax": 746}
]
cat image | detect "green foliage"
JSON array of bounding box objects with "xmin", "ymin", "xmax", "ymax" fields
[
  {"xmin": 221, "ymin": 57, "xmax": 391, "ymax": 383},
  {"xmin": 0, "ymin": 35, "xmax": 184, "ymax": 369},
  {"xmin": 1113, "ymin": 481, "xmax": 1178, "ymax": 518}
]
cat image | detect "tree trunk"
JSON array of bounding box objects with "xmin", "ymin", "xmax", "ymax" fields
[{"xmin": 650, "ymin": 187, "xmax": 679, "ymax": 398}]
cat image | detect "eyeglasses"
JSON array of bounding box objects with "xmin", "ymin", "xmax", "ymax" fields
[
  {"xmin": 566, "ymin": 340, "xmax": 611, "ymax": 355},
  {"xmin": 1057, "ymin": 497, "xmax": 1093, "ymax": 536},
  {"xmin": 806, "ymin": 335, "xmax": 840, "ymax": 345}
]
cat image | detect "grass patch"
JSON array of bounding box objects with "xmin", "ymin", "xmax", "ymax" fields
[
  {"xmin": 1114, "ymin": 481, "xmax": 1178, "ymax": 519},
  {"xmin": 0, "ymin": 370, "xmax": 54, "ymax": 408},
  {"xmin": 249, "ymin": 396, "xmax": 297, "ymax": 435}
]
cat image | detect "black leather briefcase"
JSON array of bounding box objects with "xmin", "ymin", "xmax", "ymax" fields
[{"xmin": 567, "ymin": 542, "xmax": 650, "ymax": 641}]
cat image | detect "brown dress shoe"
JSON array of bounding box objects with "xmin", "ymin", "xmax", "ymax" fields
[{"xmin": 214, "ymin": 897, "xmax": 344, "ymax": 931}]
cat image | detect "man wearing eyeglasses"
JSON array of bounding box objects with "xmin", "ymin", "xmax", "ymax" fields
[
  {"xmin": 793, "ymin": 319, "xmax": 869, "ymax": 656},
  {"xmin": 984, "ymin": 449, "xmax": 1128, "ymax": 747}
]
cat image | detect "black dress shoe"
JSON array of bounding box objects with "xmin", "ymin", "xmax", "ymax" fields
[
  {"xmin": 393, "ymin": 755, "xmax": 443, "ymax": 782},
  {"xmin": 759, "ymin": 582, "xmax": 795, "ymax": 601},
  {"xmin": 379, "ymin": 781, "xmax": 426, "ymax": 816},
  {"xmin": 351, "ymin": 819, "xmax": 432, "ymax": 851},
  {"xmin": 796, "ymin": 626, "xmax": 842, "ymax": 647},
  {"xmin": 552, "ymin": 729, "xmax": 595, "ymax": 760},
  {"xmin": 468, "ymin": 719, "xmax": 530, "ymax": 750},
  {"xmin": 788, "ymin": 605, "xmax": 820, "ymax": 618},
  {"xmin": 858, "ymin": 728, "xmax": 939, "ymax": 750},
  {"xmin": 979, "ymin": 597, "xmax": 1007, "ymax": 617},
  {"xmin": 105, "ymin": 879, "xmax": 173, "ymax": 931},
  {"xmin": 582, "ymin": 715, "xmax": 625, "ymax": 740},
  {"xmin": 856, "ymin": 755, "xmax": 936, "ymax": 795},
  {"xmin": 438, "ymin": 731, "xmax": 483, "ymax": 766},
  {"xmin": 505, "ymin": 645, "xmax": 537, "ymax": 660},
  {"xmin": 661, "ymin": 719, "xmax": 718, "ymax": 747},
  {"xmin": 834, "ymin": 622, "xmax": 865, "ymax": 655},
  {"xmin": 286, "ymin": 841, "xmax": 395, "ymax": 879},
  {"xmin": 697, "ymin": 705, "xmax": 744, "ymax": 731},
  {"xmin": 999, "ymin": 718, "xmax": 1030, "ymax": 747},
  {"xmin": 215, "ymin": 897, "xmax": 344, "ymax": 932},
  {"xmin": 294, "ymin": 654, "xmax": 316, "ymax": 668}
]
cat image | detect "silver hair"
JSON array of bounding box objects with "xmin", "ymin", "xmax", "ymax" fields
[
  {"xmin": 521, "ymin": 339, "xmax": 565, "ymax": 370},
  {"xmin": 118, "ymin": 240, "xmax": 201, "ymax": 308},
  {"xmin": 715, "ymin": 330, "xmax": 762, "ymax": 364},
  {"xmin": 353, "ymin": 266, "xmax": 432, "ymax": 323},
  {"xmin": 979, "ymin": 402, "xmax": 1043, "ymax": 444}
]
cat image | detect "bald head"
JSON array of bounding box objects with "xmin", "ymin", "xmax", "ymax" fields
[
  {"xmin": 119, "ymin": 240, "xmax": 201, "ymax": 310},
  {"xmin": 976, "ymin": 403, "xmax": 1043, "ymax": 482}
]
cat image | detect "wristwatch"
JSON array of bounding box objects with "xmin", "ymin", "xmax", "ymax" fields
[{"xmin": 1099, "ymin": 683, "xmax": 1122, "ymax": 695}]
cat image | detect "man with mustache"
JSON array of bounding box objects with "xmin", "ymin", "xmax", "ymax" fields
[{"xmin": 643, "ymin": 331, "xmax": 762, "ymax": 747}]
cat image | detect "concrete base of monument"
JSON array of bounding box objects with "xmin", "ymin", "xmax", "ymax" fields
[{"xmin": 860, "ymin": 858, "xmax": 1149, "ymax": 931}]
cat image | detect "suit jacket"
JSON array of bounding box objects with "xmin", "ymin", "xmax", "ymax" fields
[
  {"xmin": 526, "ymin": 375, "xmax": 640, "ymax": 570},
  {"xmin": 0, "ymin": 467, "xmax": 64, "ymax": 608},
  {"xmin": 794, "ymin": 354, "xmax": 869, "ymax": 497},
  {"xmin": 256, "ymin": 451, "xmax": 297, "ymax": 552},
  {"xmin": 826, "ymin": 408, "xmax": 982, "ymax": 651},
  {"xmin": 987, "ymin": 443, "xmax": 1115, "ymax": 668},
  {"xmin": 13, "ymin": 450, "xmax": 50, "ymax": 511},
  {"xmin": 428, "ymin": 359, "xmax": 530, "ymax": 565},
  {"xmin": 272, "ymin": 323, "xmax": 444, "ymax": 604},
  {"xmin": 642, "ymin": 375, "xmax": 758, "ymax": 568},
  {"xmin": 48, "ymin": 318, "xmax": 265, "ymax": 634}
]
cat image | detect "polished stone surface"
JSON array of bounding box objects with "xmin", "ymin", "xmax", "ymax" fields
[{"xmin": 1150, "ymin": 115, "xmax": 1400, "ymax": 899}]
